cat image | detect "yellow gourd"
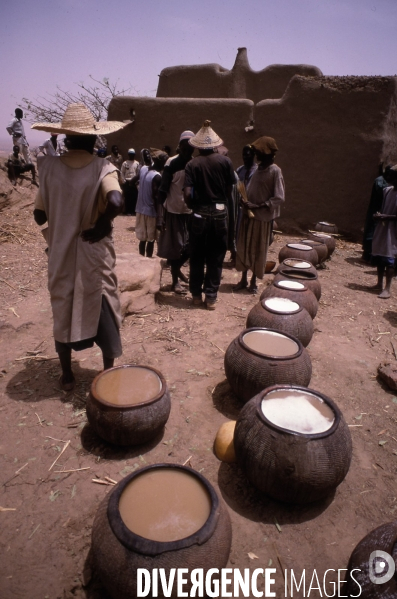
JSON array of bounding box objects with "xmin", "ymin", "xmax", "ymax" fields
[{"xmin": 214, "ymin": 421, "xmax": 236, "ymax": 463}]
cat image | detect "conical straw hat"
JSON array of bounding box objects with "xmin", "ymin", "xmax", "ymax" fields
[
  {"xmin": 31, "ymin": 102, "xmax": 127, "ymax": 136},
  {"xmin": 189, "ymin": 120, "xmax": 223, "ymax": 149}
]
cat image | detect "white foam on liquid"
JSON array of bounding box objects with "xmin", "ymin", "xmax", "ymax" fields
[
  {"xmin": 287, "ymin": 244, "xmax": 312, "ymax": 251},
  {"xmin": 278, "ymin": 280, "xmax": 305, "ymax": 290},
  {"xmin": 284, "ymin": 259, "xmax": 312, "ymax": 269},
  {"xmin": 264, "ymin": 297, "xmax": 300, "ymax": 313}
]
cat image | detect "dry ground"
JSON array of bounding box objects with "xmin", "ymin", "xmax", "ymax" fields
[{"xmin": 1, "ymin": 171, "xmax": 397, "ymax": 599}]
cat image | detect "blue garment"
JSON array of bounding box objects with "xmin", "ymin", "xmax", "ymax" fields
[{"xmin": 136, "ymin": 168, "xmax": 160, "ymax": 217}]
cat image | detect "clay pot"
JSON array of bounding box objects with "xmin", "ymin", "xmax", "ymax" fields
[
  {"xmin": 300, "ymin": 239, "xmax": 328, "ymax": 263},
  {"xmin": 307, "ymin": 232, "xmax": 336, "ymax": 256},
  {"xmin": 265, "ymin": 260, "xmax": 277, "ymax": 273},
  {"xmin": 274, "ymin": 268, "xmax": 321, "ymax": 301},
  {"xmin": 276, "ymin": 258, "xmax": 317, "ymax": 276},
  {"xmin": 342, "ymin": 521, "xmax": 397, "ymax": 598},
  {"xmin": 246, "ymin": 297, "xmax": 314, "ymax": 347},
  {"xmin": 234, "ymin": 385, "xmax": 352, "ymax": 503},
  {"xmin": 91, "ymin": 464, "xmax": 232, "ymax": 599},
  {"xmin": 86, "ymin": 365, "xmax": 171, "ymax": 446},
  {"xmin": 278, "ymin": 243, "xmax": 319, "ymax": 266},
  {"xmin": 315, "ymin": 221, "xmax": 338, "ymax": 234},
  {"xmin": 260, "ymin": 280, "xmax": 318, "ymax": 319},
  {"xmin": 224, "ymin": 327, "xmax": 312, "ymax": 403}
]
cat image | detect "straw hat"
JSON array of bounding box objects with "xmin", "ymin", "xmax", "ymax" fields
[
  {"xmin": 189, "ymin": 120, "xmax": 223, "ymax": 149},
  {"xmin": 31, "ymin": 102, "xmax": 127, "ymax": 136}
]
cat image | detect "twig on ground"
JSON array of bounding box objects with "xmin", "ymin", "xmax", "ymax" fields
[{"xmin": 48, "ymin": 440, "xmax": 70, "ymax": 471}]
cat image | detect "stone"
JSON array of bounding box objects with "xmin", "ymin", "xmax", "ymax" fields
[
  {"xmin": 116, "ymin": 253, "xmax": 162, "ymax": 316},
  {"xmin": 377, "ymin": 362, "xmax": 397, "ymax": 391}
]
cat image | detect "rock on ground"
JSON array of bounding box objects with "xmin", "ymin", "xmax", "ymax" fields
[{"xmin": 116, "ymin": 252, "xmax": 162, "ymax": 315}]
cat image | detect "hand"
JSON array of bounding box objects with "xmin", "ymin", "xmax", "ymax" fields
[
  {"xmin": 81, "ymin": 218, "xmax": 112, "ymax": 243},
  {"xmin": 156, "ymin": 224, "xmax": 164, "ymax": 232},
  {"xmin": 245, "ymin": 201, "xmax": 258, "ymax": 210}
]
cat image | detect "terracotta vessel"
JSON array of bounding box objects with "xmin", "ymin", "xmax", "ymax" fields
[
  {"xmin": 274, "ymin": 268, "xmax": 321, "ymax": 300},
  {"xmin": 300, "ymin": 239, "xmax": 328, "ymax": 263},
  {"xmin": 307, "ymin": 232, "xmax": 336, "ymax": 256},
  {"xmin": 91, "ymin": 464, "xmax": 232, "ymax": 599},
  {"xmin": 276, "ymin": 258, "xmax": 317, "ymax": 276},
  {"xmin": 314, "ymin": 221, "xmax": 338, "ymax": 234},
  {"xmin": 278, "ymin": 243, "xmax": 319, "ymax": 266},
  {"xmin": 260, "ymin": 280, "xmax": 318, "ymax": 319},
  {"xmin": 224, "ymin": 327, "xmax": 312, "ymax": 403},
  {"xmin": 342, "ymin": 520, "xmax": 397, "ymax": 598},
  {"xmin": 234, "ymin": 385, "xmax": 352, "ymax": 503},
  {"xmin": 246, "ymin": 297, "xmax": 314, "ymax": 347},
  {"xmin": 86, "ymin": 365, "xmax": 171, "ymax": 446}
]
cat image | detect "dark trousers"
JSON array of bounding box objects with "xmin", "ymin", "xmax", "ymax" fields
[
  {"xmin": 122, "ymin": 181, "xmax": 137, "ymax": 215},
  {"xmin": 189, "ymin": 205, "xmax": 228, "ymax": 300}
]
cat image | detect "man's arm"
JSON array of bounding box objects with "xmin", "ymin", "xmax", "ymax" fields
[{"xmin": 81, "ymin": 190, "xmax": 123, "ymax": 243}]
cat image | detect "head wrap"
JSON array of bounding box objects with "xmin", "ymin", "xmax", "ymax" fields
[
  {"xmin": 251, "ymin": 136, "xmax": 278, "ymax": 155},
  {"xmin": 179, "ymin": 130, "xmax": 195, "ymax": 142},
  {"xmin": 149, "ymin": 148, "xmax": 168, "ymax": 162}
]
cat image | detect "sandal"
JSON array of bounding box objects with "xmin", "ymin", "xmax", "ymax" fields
[
  {"xmin": 248, "ymin": 285, "xmax": 258, "ymax": 295},
  {"xmin": 233, "ymin": 281, "xmax": 248, "ymax": 292},
  {"xmin": 59, "ymin": 374, "xmax": 75, "ymax": 392}
]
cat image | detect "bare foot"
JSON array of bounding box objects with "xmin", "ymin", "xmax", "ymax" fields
[
  {"xmin": 59, "ymin": 374, "xmax": 75, "ymax": 392},
  {"xmin": 378, "ymin": 289, "xmax": 391, "ymax": 299}
]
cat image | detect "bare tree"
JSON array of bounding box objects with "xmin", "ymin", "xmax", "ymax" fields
[{"xmin": 21, "ymin": 76, "xmax": 135, "ymax": 124}]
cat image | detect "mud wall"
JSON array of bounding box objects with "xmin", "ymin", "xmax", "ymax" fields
[
  {"xmin": 157, "ymin": 48, "xmax": 322, "ymax": 104},
  {"xmin": 254, "ymin": 75, "xmax": 397, "ymax": 238},
  {"xmin": 107, "ymin": 97, "xmax": 254, "ymax": 167}
]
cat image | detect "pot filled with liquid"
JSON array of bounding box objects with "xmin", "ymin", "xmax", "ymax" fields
[
  {"xmin": 234, "ymin": 385, "xmax": 352, "ymax": 503},
  {"xmin": 91, "ymin": 464, "xmax": 232, "ymax": 599},
  {"xmin": 260, "ymin": 280, "xmax": 318, "ymax": 319},
  {"xmin": 246, "ymin": 297, "xmax": 314, "ymax": 347},
  {"xmin": 276, "ymin": 258, "xmax": 317, "ymax": 275},
  {"xmin": 300, "ymin": 239, "xmax": 328, "ymax": 263},
  {"xmin": 307, "ymin": 232, "xmax": 336, "ymax": 256},
  {"xmin": 86, "ymin": 365, "xmax": 171, "ymax": 446},
  {"xmin": 273, "ymin": 268, "xmax": 321, "ymax": 300},
  {"xmin": 314, "ymin": 221, "xmax": 338, "ymax": 234},
  {"xmin": 224, "ymin": 327, "xmax": 312, "ymax": 403},
  {"xmin": 278, "ymin": 243, "xmax": 319, "ymax": 266}
]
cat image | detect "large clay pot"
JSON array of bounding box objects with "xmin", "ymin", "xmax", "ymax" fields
[
  {"xmin": 342, "ymin": 521, "xmax": 397, "ymax": 598},
  {"xmin": 300, "ymin": 239, "xmax": 328, "ymax": 263},
  {"xmin": 307, "ymin": 232, "xmax": 336, "ymax": 256},
  {"xmin": 234, "ymin": 385, "xmax": 352, "ymax": 503},
  {"xmin": 246, "ymin": 297, "xmax": 314, "ymax": 347},
  {"xmin": 224, "ymin": 328, "xmax": 312, "ymax": 403},
  {"xmin": 260, "ymin": 280, "xmax": 318, "ymax": 319},
  {"xmin": 86, "ymin": 365, "xmax": 171, "ymax": 446},
  {"xmin": 274, "ymin": 268, "xmax": 321, "ymax": 300},
  {"xmin": 91, "ymin": 464, "xmax": 232, "ymax": 599},
  {"xmin": 278, "ymin": 243, "xmax": 318, "ymax": 266},
  {"xmin": 276, "ymin": 258, "xmax": 317, "ymax": 276},
  {"xmin": 315, "ymin": 221, "xmax": 338, "ymax": 234}
]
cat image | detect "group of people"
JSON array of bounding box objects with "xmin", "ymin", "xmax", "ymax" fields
[{"xmin": 5, "ymin": 100, "xmax": 284, "ymax": 390}]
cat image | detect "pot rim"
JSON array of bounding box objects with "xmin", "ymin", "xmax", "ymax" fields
[
  {"xmin": 254, "ymin": 384, "xmax": 341, "ymax": 439},
  {"xmin": 278, "ymin": 268, "xmax": 318, "ymax": 281},
  {"xmin": 273, "ymin": 280, "xmax": 308, "ymax": 293},
  {"xmin": 260, "ymin": 296, "xmax": 303, "ymax": 315},
  {"xmin": 281, "ymin": 259, "xmax": 313, "ymax": 269},
  {"xmin": 286, "ymin": 243, "xmax": 314, "ymax": 251},
  {"xmin": 90, "ymin": 364, "xmax": 167, "ymax": 410},
  {"xmin": 300, "ymin": 239, "xmax": 327, "ymax": 247},
  {"xmin": 107, "ymin": 463, "xmax": 220, "ymax": 556},
  {"xmin": 238, "ymin": 327, "xmax": 304, "ymax": 361}
]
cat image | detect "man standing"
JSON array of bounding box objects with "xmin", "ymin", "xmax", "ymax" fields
[
  {"xmin": 38, "ymin": 133, "xmax": 62, "ymax": 156},
  {"xmin": 32, "ymin": 102, "xmax": 127, "ymax": 391},
  {"xmin": 106, "ymin": 144, "xmax": 123, "ymax": 169},
  {"xmin": 6, "ymin": 108, "xmax": 32, "ymax": 163},
  {"xmin": 184, "ymin": 121, "xmax": 235, "ymax": 310},
  {"xmin": 7, "ymin": 145, "xmax": 37, "ymax": 186},
  {"xmin": 234, "ymin": 136, "xmax": 285, "ymax": 294},
  {"xmin": 120, "ymin": 148, "xmax": 140, "ymax": 215},
  {"xmin": 157, "ymin": 130, "xmax": 195, "ymax": 293}
]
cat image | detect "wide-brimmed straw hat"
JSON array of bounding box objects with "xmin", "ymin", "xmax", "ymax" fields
[
  {"xmin": 31, "ymin": 102, "xmax": 127, "ymax": 136},
  {"xmin": 189, "ymin": 120, "xmax": 223, "ymax": 149}
]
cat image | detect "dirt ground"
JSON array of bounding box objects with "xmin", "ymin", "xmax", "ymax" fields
[{"xmin": 1, "ymin": 171, "xmax": 397, "ymax": 599}]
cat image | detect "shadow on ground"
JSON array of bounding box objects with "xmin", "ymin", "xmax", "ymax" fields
[
  {"xmin": 6, "ymin": 359, "xmax": 98, "ymax": 406},
  {"xmin": 212, "ymin": 379, "xmax": 243, "ymax": 419},
  {"xmin": 80, "ymin": 423, "xmax": 165, "ymax": 460},
  {"xmin": 217, "ymin": 461, "xmax": 334, "ymax": 525}
]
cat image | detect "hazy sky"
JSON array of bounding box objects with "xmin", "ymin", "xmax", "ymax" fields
[{"xmin": 2, "ymin": 0, "xmax": 397, "ymax": 146}]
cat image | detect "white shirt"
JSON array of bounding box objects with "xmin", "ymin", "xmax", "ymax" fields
[
  {"xmin": 120, "ymin": 159, "xmax": 139, "ymax": 183},
  {"xmin": 6, "ymin": 117, "xmax": 28, "ymax": 145},
  {"xmin": 39, "ymin": 138, "xmax": 62, "ymax": 156}
]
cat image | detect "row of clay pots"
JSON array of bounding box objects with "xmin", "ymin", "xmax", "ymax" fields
[{"xmin": 278, "ymin": 229, "xmax": 337, "ymax": 267}]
